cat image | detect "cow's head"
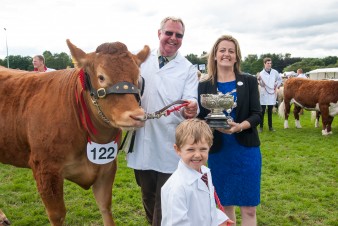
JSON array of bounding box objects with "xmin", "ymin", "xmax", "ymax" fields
[{"xmin": 66, "ymin": 39, "xmax": 150, "ymax": 130}]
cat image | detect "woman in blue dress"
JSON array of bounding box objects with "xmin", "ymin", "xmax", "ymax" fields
[{"xmin": 198, "ymin": 35, "xmax": 262, "ymax": 226}]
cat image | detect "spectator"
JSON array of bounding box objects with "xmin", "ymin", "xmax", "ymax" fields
[
  {"xmin": 32, "ymin": 55, "xmax": 55, "ymax": 72},
  {"xmin": 127, "ymin": 16, "xmax": 199, "ymax": 226},
  {"xmin": 198, "ymin": 34, "xmax": 262, "ymax": 225},
  {"xmin": 257, "ymin": 57, "xmax": 282, "ymax": 132},
  {"xmin": 296, "ymin": 68, "xmax": 307, "ymax": 78}
]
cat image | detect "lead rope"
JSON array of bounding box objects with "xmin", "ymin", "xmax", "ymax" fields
[
  {"xmin": 258, "ymin": 77, "xmax": 277, "ymax": 95},
  {"xmin": 119, "ymin": 100, "xmax": 189, "ymax": 153}
]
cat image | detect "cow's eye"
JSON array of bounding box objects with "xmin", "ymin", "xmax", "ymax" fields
[{"xmin": 98, "ymin": 75, "xmax": 105, "ymax": 81}]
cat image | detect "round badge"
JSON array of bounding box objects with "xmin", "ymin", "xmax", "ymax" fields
[{"xmin": 237, "ymin": 81, "xmax": 243, "ymax": 86}]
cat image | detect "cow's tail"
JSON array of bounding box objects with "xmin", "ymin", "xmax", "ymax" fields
[{"xmin": 278, "ymin": 100, "xmax": 286, "ymax": 119}]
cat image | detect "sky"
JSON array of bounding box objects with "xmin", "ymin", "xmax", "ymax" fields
[{"xmin": 1, "ymin": 0, "xmax": 338, "ymax": 61}]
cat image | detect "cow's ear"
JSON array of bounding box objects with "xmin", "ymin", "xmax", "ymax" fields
[
  {"xmin": 66, "ymin": 39, "xmax": 87, "ymax": 68},
  {"xmin": 134, "ymin": 45, "xmax": 150, "ymax": 66}
]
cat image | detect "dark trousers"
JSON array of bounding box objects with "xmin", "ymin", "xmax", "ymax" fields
[
  {"xmin": 260, "ymin": 105, "xmax": 274, "ymax": 128},
  {"xmin": 134, "ymin": 169, "xmax": 171, "ymax": 226}
]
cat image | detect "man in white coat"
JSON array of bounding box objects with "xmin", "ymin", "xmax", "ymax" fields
[
  {"xmin": 127, "ymin": 16, "xmax": 199, "ymax": 226},
  {"xmin": 257, "ymin": 57, "xmax": 282, "ymax": 132},
  {"xmin": 297, "ymin": 68, "xmax": 308, "ymax": 78}
]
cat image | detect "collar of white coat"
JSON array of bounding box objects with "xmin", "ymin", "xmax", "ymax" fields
[
  {"xmin": 153, "ymin": 48, "xmax": 182, "ymax": 64},
  {"xmin": 178, "ymin": 160, "xmax": 210, "ymax": 185}
]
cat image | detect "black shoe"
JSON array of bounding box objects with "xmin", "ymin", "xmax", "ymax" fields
[
  {"xmin": 259, "ymin": 127, "xmax": 263, "ymax": 133},
  {"xmin": 269, "ymin": 127, "xmax": 276, "ymax": 132}
]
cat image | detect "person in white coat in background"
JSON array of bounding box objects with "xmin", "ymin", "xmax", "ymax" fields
[
  {"xmin": 296, "ymin": 68, "xmax": 308, "ymax": 78},
  {"xmin": 257, "ymin": 57, "xmax": 282, "ymax": 132},
  {"xmin": 127, "ymin": 16, "xmax": 199, "ymax": 226},
  {"xmin": 161, "ymin": 119, "xmax": 233, "ymax": 226}
]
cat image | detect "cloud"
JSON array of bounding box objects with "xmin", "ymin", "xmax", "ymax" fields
[{"xmin": 0, "ymin": 0, "xmax": 337, "ymax": 60}]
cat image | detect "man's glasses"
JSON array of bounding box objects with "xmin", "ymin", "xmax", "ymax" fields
[{"xmin": 163, "ymin": 30, "xmax": 184, "ymax": 39}]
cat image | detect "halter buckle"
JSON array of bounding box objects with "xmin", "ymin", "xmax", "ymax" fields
[{"xmin": 97, "ymin": 88, "xmax": 106, "ymax": 98}]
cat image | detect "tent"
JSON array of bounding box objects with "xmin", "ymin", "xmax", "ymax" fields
[{"xmin": 306, "ymin": 68, "xmax": 338, "ymax": 80}]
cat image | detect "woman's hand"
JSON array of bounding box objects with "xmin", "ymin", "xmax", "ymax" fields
[{"xmin": 216, "ymin": 120, "xmax": 243, "ymax": 134}]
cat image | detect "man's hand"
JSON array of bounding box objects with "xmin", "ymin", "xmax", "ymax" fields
[{"xmin": 183, "ymin": 101, "xmax": 198, "ymax": 119}]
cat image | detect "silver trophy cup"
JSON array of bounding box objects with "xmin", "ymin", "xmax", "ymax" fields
[{"xmin": 200, "ymin": 93, "xmax": 235, "ymax": 129}]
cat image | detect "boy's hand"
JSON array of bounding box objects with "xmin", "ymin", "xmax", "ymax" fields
[{"xmin": 219, "ymin": 219, "xmax": 235, "ymax": 226}]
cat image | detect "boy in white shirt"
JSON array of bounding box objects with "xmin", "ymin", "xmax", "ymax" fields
[{"xmin": 161, "ymin": 119, "xmax": 233, "ymax": 226}]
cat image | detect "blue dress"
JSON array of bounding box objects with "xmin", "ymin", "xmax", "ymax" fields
[{"xmin": 208, "ymin": 80, "xmax": 262, "ymax": 206}]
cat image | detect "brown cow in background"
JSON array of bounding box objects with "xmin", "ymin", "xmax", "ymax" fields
[
  {"xmin": 0, "ymin": 40, "xmax": 150, "ymax": 225},
  {"xmin": 278, "ymin": 77, "xmax": 338, "ymax": 135}
]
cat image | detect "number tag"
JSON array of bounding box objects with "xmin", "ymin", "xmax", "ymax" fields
[{"xmin": 86, "ymin": 141, "xmax": 118, "ymax": 164}]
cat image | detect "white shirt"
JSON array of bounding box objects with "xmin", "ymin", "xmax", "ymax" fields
[
  {"xmin": 46, "ymin": 68, "xmax": 55, "ymax": 72},
  {"xmin": 127, "ymin": 48, "xmax": 199, "ymax": 173},
  {"xmin": 258, "ymin": 68, "xmax": 282, "ymax": 105},
  {"xmin": 297, "ymin": 73, "xmax": 307, "ymax": 78},
  {"xmin": 161, "ymin": 160, "xmax": 228, "ymax": 226}
]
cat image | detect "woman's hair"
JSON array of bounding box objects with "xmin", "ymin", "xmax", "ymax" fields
[
  {"xmin": 175, "ymin": 119, "xmax": 213, "ymax": 148},
  {"xmin": 207, "ymin": 35, "xmax": 242, "ymax": 84}
]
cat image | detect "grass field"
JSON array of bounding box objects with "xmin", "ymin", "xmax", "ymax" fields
[{"xmin": 0, "ymin": 110, "xmax": 337, "ymax": 225}]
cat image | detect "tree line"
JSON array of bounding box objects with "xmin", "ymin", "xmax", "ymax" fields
[
  {"xmin": 0, "ymin": 51, "xmax": 73, "ymax": 71},
  {"xmin": 186, "ymin": 53, "xmax": 338, "ymax": 75},
  {"xmin": 1, "ymin": 51, "xmax": 337, "ymax": 74}
]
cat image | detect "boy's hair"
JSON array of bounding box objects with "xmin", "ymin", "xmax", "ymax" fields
[{"xmin": 175, "ymin": 119, "xmax": 213, "ymax": 148}]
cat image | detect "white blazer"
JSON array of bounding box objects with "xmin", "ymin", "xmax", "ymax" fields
[
  {"xmin": 258, "ymin": 68, "xmax": 282, "ymax": 105},
  {"xmin": 161, "ymin": 160, "xmax": 228, "ymax": 226},
  {"xmin": 127, "ymin": 49, "xmax": 199, "ymax": 173}
]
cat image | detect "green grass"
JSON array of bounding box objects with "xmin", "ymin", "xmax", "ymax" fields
[{"xmin": 1, "ymin": 110, "xmax": 337, "ymax": 225}]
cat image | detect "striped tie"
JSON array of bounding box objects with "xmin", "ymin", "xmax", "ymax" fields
[
  {"xmin": 201, "ymin": 173, "xmax": 225, "ymax": 212},
  {"xmin": 159, "ymin": 56, "xmax": 166, "ymax": 68},
  {"xmin": 201, "ymin": 173, "xmax": 209, "ymax": 187}
]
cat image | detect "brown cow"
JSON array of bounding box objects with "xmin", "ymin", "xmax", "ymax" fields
[
  {"xmin": 0, "ymin": 40, "xmax": 150, "ymax": 225},
  {"xmin": 0, "ymin": 209, "xmax": 10, "ymax": 226},
  {"xmin": 278, "ymin": 78, "xmax": 338, "ymax": 135}
]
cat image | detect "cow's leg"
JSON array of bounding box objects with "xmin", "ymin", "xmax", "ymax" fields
[
  {"xmin": 31, "ymin": 163, "xmax": 66, "ymax": 226},
  {"xmin": 319, "ymin": 105, "xmax": 332, "ymax": 136},
  {"xmin": 280, "ymin": 100, "xmax": 290, "ymax": 128},
  {"xmin": 92, "ymin": 159, "xmax": 117, "ymax": 226},
  {"xmin": 313, "ymin": 111, "xmax": 320, "ymax": 128},
  {"xmin": 293, "ymin": 105, "xmax": 302, "ymax": 128},
  {"xmin": 326, "ymin": 116, "xmax": 334, "ymax": 134},
  {"xmin": 315, "ymin": 112, "xmax": 321, "ymax": 128}
]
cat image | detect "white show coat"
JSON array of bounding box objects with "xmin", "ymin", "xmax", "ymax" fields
[
  {"xmin": 127, "ymin": 49, "xmax": 199, "ymax": 173},
  {"xmin": 258, "ymin": 68, "xmax": 282, "ymax": 105},
  {"xmin": 297, "ymin": 73, "xmax": 307, "ymax": 78},
  {"xmin": 161, "ymin": 160, "xmax": 228, "ymax": 226}
]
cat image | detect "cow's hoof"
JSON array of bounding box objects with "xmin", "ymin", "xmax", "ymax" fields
[{"xmin": 322, "ymin": 130, "xmax": 332, "ymax": 135}]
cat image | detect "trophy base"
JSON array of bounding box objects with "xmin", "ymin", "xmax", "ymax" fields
[{"xmin": 205, "ymin": 116, "xmax": 232, "ymax": 129}]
